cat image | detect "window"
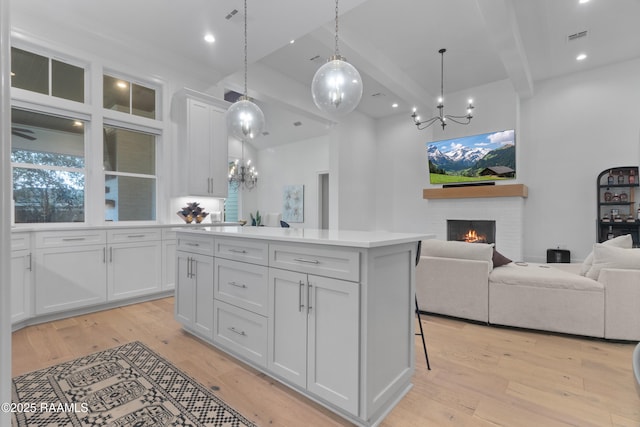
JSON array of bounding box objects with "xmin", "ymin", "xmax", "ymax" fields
[
  {"xmin": 11, "ymin": 108, "xmax": 86, "ymax": 223},
  {"xmin": 103, "ymin": 126, "xmax": 157, "ymax": 221},
  {"xmin": 11, "ymin": 47, "xmax": 85, "ymax": 103},
  {"xmin": 103, "ymin": 74, "xmax": 156, "ymax": 119}
]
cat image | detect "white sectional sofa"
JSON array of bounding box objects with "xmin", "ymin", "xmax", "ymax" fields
[{"xmin": 416, "ymin": 236, "xmax": 640, "ymax": 340}]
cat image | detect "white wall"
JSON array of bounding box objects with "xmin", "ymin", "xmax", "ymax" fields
[
  {"xmin": 256, "ymin": 135, "xmax": 330, "ymax": 228},
  {"xmin": 520, "ymin": 57, "xmax": 640, "ymax": 262}
]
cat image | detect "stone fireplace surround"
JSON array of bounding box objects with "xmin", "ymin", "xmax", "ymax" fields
[{"xmin": 425, "ymin": 197, "xmax": 525, "ymax": 261}]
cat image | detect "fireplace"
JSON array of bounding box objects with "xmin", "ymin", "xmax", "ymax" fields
[{"xmin": 447, "ymin": 220, "xmax": 496, "ymax": 244}]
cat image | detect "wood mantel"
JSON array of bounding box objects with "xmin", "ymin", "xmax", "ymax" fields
[{"xmin": 423, "ymin": 184, "xmax": 528, "ymax": 199}]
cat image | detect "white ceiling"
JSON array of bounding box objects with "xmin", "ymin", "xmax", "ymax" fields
[{"xmin": 9, "ymin": 0, "xmax": 640, "ymax": 148}]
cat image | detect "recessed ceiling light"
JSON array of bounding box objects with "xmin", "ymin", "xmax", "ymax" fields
[
  {"xmin": 392, "ymin": 103, "xmax": 398, "ymax": 108},
  {"xmin": 579, "ymin": 0, "xmax": 589, "ymax": 4},
  {"xmin": 204, "ymin": 34, "xmax": 215, "ymax": 43},
  {"xmin": 576, "ymin": 53, "xmax": 587, "ymax": 61},
  {"xmin": 289, "ymin": 40, "xmax": 295, "ymax": 44}
]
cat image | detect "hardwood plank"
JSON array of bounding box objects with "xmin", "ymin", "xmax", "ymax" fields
[{"xmin": 11, "ymin": 298, "xmax": 639, "ymax": 426}]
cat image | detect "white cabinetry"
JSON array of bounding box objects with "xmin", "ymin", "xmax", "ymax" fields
[
  {"xmin": 175, "ymin": 233, "xmax": 215, "ymax": 339},
  {"xmin": 268, "ymin": 268, "xmax": 359, "ymax": 414},
  {"xmin": 175, "ymin": 89, "xmax": 230, "ymax": 197},
  {"xmin": 162, "ymin": 229, "xmax": 177, "ymax": 291},
  {"xmin": 11, "ymin": 233, "xmax": 32, "ymax": 323},
  {"xmin": 34, "ymin": 230, "xmax": 108, "ymax": 315},
  {"xmin": 106, "ymin": 228, "xmax": 162, "ymax": 301}
]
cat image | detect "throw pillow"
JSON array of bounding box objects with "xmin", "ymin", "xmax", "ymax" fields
[
  {"xmin": 585, "ymin": 244, "xmax": 640, "ymax": 280},
  {"xmin": 580, "ymin": 234, "xmax": 632, "ymax": 276},
  {"xmin": 492, "ymin": 248, "xmax": 512, "ymax": 268}
]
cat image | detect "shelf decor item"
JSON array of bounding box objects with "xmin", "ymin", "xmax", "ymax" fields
[
  {"xmin": 177, "ymin": 202, "xmax": 209, "ymax": 224},
  {"xmin": 596, "ymin": 166, "xmax": 640, "ymax": 245}
]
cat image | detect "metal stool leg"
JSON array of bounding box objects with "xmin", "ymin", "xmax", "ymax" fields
[{"xmin": 415, "ymin": 295, "xmax": 431, "ymax": 370}]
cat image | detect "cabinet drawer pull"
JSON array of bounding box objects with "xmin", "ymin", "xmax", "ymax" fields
[
  {"xmin": 228, "ymin": 281, "xmax": 247, "ymax": 289},
  {"xmin": 62, "ymin": 237, "xmax": 86, "ymax": 241},
  {"xmin": 299, "ymin": 280, "xmax": 305, "ymax": 312},
  {"xmin": 185, "ymin": 242, "xmax": 200, "ymax": 247},
  {"xmin": 127, "ymin": 234, "xmax": 145, "ymax": 238},
  {"xmin": 294, "ymin": 257, "xmax": 320, "ymax": 264},
  {"xmin": 228, "ymin": 326, "xmax": 246, "ymax": 336},
  {"xmin": 228, "ymin": 248, "xmax": 247, "ymax": 254},
  {"xmin": 27, "ymin": 253, "xmax": 32, "ymax": 271}
]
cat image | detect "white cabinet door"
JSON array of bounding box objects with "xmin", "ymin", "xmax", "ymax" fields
[
  {"xmin": 175, "ymin": 250, "xmax": 194, "ymax": 326},
  {"xmin": 185, "ymin": 98, "xmax": 229, "ymax": 197},
  {"xmin": 307, "ymin": 275, "xmax": 359, "ymax": 415},
  {"xmin": 268, "ymin": 269, "xmax": 308, "ymax": 388},
  {"xmin": 268, "ymin": 269, "xmax": 360, "ymax": 414},
  {"xmin": 11, "ymin": 249, "xmax": 31, "ymax": 323},
  {"xmin": 175, "ymin": 250, "xmax": 214, "ymax": 339},
  {"xmin": 35, "ymin": 244, "xmax": 107, "ymax": 314},
  {"xmin": 107, "ymin": 240, "xmax": 162, "ymax": 301}
]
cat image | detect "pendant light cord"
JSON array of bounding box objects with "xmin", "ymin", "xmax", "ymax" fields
[
  {"xmin": 244, "ymin": 0, "xmax": 248, "ymax": 97},
  {"xmin": 334, "ymin": 0, "xmax": 340, "ymax": 56}
]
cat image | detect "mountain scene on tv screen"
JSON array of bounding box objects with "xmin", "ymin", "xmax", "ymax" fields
[{"xmin": 427, "ymin": 129, "xmax": 515, "ymax": 184}]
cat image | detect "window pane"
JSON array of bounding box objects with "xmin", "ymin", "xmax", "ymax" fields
[
  {"xmin": 103, "ymin": 75, "xmax": 130, "ymax": 113},
  {"xmin": 11, "ymin": 47, "xmax": 48, "ymax": 95},
  {"xmin": 105, "ymin": 175, "xmax": 156, "ymax": 221},
  {"xmin": 11, "ymin": 109, "xmax": 85, "ymax": 167},
  {"xmin": 52, "ymin": 60, "xmax": 84, "ymax": 102},
  {"xmin": 132, "ymin": 83, "xmax": 156, "ymax": 119},
  {"xmin": 103, "ymin": 127, "xmax": 155, "ymax": 174},
  {"xmin": 13, "ymin": 167, "xmax": 84, "ymax": 223}
]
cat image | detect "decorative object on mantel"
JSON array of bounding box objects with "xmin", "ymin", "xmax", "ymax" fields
[
  {"xmin": 283, "ymin": 184, "xmax": 304, "ymax": 222},
  {"xmin": 310, "ymin": 0, "xmax": 363, "ymax": 118},
  {"xmin": 411, "ymin": 48, "xmax": 474, "ymax": 131},
  {"xmin": 225, "ymin": 0, "xmax": 265, "ymax": 143},
  {"xmin": 228, "ymin": 141, "xmax": 258, "ymax": 190},
  {"xmin": 177, "ymin": 202, "xmax": 209, "ymax": 223}
]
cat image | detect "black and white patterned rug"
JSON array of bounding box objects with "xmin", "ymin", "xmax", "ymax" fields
[{"xmin": 11, "ymin": 341, "xmax": 257, "ymax": 427}]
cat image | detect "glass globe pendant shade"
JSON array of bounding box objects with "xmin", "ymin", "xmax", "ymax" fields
[
  {"xmin": 225, "ymin": 97, "xmax": 265, "ymax": 141},
  {"xmin": 311, "ymin": 55, "xmax": 363, "ymax": 119}
]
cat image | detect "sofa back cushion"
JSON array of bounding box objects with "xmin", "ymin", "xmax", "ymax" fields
[
  {"xmin": 422, "ymin": 239, "xmax": 494, "ymax": 272},
  {"xmin": 580, "ymin": 234, "xmax": 632, "ymax": 276},
  {"xmin": 586, "ymin": 244, "xmax": 640, "ymax": 280}
]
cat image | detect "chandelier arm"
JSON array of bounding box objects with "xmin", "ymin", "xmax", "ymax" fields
[
  {"xmin": 415, "ymin": 117, "xmax": 442, "ymax": 130},
  {"xmin": 444, "ymin": 115, "xmax": 473, "ymax": 125}
]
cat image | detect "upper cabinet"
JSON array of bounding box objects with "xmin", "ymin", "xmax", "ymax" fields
[{"xmin": 174, "ymin": 89, "xmax": 230, "ymax": 198}]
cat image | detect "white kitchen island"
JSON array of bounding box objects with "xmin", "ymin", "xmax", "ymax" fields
[{"xmin": 174, "ymin": 226, "xmax": 431, "ymax": 427}]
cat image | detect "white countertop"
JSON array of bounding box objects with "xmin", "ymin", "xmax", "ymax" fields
[{"xmin": 175, "ymin": 226, "xmax": 433, "ymax": 248}]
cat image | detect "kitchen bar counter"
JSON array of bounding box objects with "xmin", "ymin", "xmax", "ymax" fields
[{"xmin": 175, "ymin": 228, "xmax": 431, "ymax": 427}]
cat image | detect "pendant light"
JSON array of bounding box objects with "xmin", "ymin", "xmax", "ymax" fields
[
  {"xmin": 226, "ymin": 0, "xmax": 265, "ymax": 142},
  {"xmin": 311, "ymin": 0, "xmax": 363, "ymax": 119}
]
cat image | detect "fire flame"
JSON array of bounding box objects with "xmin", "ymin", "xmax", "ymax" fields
[{"xmin": 463, "ymin": 229, "xmax": 486, "ymax": 243}]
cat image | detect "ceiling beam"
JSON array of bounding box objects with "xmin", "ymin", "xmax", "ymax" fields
[{"xmin": 475, "ymin": 0, "xmax": 534, "ymax": 99}]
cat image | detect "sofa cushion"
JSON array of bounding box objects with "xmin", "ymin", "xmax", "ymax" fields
[
  {"xmin": 586, "ymin": 244, "xmax": 640, "ymax": 280},
  {"xmin": 422, "ymin": 239, "xmax": 494, "ymax": 271},
  {"xmin": 580, "ymin": 234, "xmax": 632, "ymax": 276},
  {"xmin": 491, "ymin": 263, "xmax": 604, "ymax": 292},
  {"xmin": 492, "ymin": 248, "xmax": 512, "ymax": 268}
]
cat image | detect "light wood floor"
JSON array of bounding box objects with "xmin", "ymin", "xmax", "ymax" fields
[{"xmin": 12, "ymin": 297, "xmax": 640, "ymax": 426}]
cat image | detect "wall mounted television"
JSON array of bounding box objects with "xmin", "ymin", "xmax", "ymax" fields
[{"xmin": 427, "ymin": 129, "xmax": 515, "ymax": 185}]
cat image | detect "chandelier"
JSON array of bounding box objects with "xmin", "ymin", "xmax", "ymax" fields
[
  {"xmin": 226, "ymin": 0, "xmax": 265, "ymax": 142},
  {"xmin": 228, "ymin": 141, "xmax": 258, "ymax": 190},
  {"xmin": 411, "ymin": 48, "xmax": 474, "ymax": 131},
  {"xmin": 311, "ymin": 0, "xmax": 363, "ymax": 118}
]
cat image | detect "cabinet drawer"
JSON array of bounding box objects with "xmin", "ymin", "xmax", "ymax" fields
[
  {"xmin": 270, "ymin": 243, "xmax": 360, "ymax": 282},
  {"xmin": 11, "ymin": 233, "xmax": 30, "ymax": 251},
  {"xmin": 214, "ymin": 237, "xmax": 268, "ymax": 266},
  {"xmin": 213, "ymin": 300, "xmax": 267, "ymax": 368},
  {"xmin": 107, "ymin": 228, "xmax": 161, "ymax": 243},
  {"xmin": 35, "ymin": 229, "xmax": 106, "ymax": 248},
  {"xmin": 176, "ymin": 233, "xmax": 215, "ymax": 256},
  {"xmin": 215, "ymin": 258, "xmax": 268, "ymax": 316}
]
